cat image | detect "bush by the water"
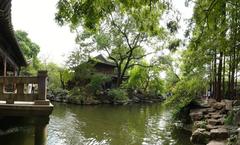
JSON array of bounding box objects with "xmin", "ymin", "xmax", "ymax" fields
[
  {"xmin": 108, "ymin": 88, "xmax": 129, "ymax": 103},
  {"xmin": 68, "ymin": 87, "xmax": 90, "ymax": 104},
  {"xmin": 165, "ymin": 75, "xmax": 207, "ymax": 119},
  {"xmin": 69, "ymin": 87, "xmax": 96, "ymax": 104},
  {"xmin": 86, "ymin": 73, "xmax": 111, "ymax": 94}
]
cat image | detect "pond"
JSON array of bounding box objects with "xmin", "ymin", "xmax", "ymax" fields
[{"xmin": 0, "ymin": 103, "xmax": 193, "ymax": 145}]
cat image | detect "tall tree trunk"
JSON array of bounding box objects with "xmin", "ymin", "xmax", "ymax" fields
[
  {"xmin": 216, "ymin": 1, "xmax": 226, "ymax": 101},
  {"xmin": 228, "ymin": 55, "xmax": 232, "ymax": 99},
  {"xmin": 59, "ymin": 72, "xmax": 65, "ymax": 90},
  {"xmin": 210, "ymin": 61, "xmax": 213, "ymax": 97},
  {"xmin": 213, "ymin": 49, "xmax": 217, "ymax": 99},
  {"xmin": 222, "ymin": 55, "xmax": 226, "ymax": 98},
  {"xmin": 216, "ymin": 52, "xmax": 223, "ymax": 101},
  {"xmin": 230, "ymin": 46, "xmax": 236, "ymax": 99},
  {"xmin": 116, "ymin": 66, "xmax": 122, "ymax": 87},
  {"xmin": 235, "ymin": 52, "xmax": 239, "ymax": 98}
]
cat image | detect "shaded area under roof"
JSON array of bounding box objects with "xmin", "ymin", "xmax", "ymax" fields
[{"xmin": 0, "ymin": 0, "xmax": 26, "ymax": 67}]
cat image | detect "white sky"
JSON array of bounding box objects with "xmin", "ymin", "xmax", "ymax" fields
[
  {"xmin": 11, "ymin": 0, "xmax": 193, "ymax": 66},
  {"xmin": 12, "ymin": 0, "xmax": 77, "ymax": 66}
]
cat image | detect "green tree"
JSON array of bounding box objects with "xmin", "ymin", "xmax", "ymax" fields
[
  {"xmin": 55, "ymin": 0, "xmax": 170, "ymax": 33},
  {"xmin": 15, "ymin": 30, "xmax": 42, "ymax": 75},
  {"xmin": 66, "ymin": 9, "xmax": 173, "ymax": 87},
  {"xmin": 59, "ymin": 68, "xmax": 73, "ymax": 89},
  {"xmin": 45, "ymin": 63, "xmax": 62, "ymax": 90},
  {"xmin": 126, "ymin": 60, "xmax": 164, "ymax": 95},
  {"xmin": 185, "ymin": 0, "xmax": 240, "ymax": 101},
  {"xmin": 56, "ymin": 0, "xmax": 181, "ymax": 88}
]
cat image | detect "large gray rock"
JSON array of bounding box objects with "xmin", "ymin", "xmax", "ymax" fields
[
  {"xmin": 190, "ymin": 109, "xmax": 204, "ymax": 121},
  {"xmin": 191, "ymin": 128, "xmax": 210, "ymax": 144},
  {"xmin": 213, "ymin": 102, "xmax": 225, "ymax": 110},
  {"xmin": 223, "ymin": 100, "xmax": 233, "ymax": 111},
  {"xmin": 208, "ymin": 99, "xmax": 217, "ymax": 106},
  {"xmin": 210, "ymin": 128, "xmax": 228, "ymax": 140}
]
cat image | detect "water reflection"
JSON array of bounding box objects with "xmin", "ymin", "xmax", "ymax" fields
[
  {"xmin": 48, "ymin": 103, "xmax": 192, "ymax": 145},
  {"xmin": 0, "ymin": 103, "xmax": 192, "ymax": 145},
  {"xmin": 0, "ymin": 116, "xmax": 48, "ymax": 145}
]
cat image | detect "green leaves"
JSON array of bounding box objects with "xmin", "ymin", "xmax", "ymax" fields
[
  {"xmin": 165, "ymin": 74, "xmax": 207, "ymax": 118},
  {"xmin": 87, "ymin": 73, "xmax": 111, "ymax": 93},
  {"xmin": 15, "ymin": 30, "xmax": 40, "ymax": 60},
  {"xmin": 95, "ymin": 33, "xmax": 110, "ymax": 50},
  {"xmin": 55, "ymin": 0, "xmax": 169, "ymax": 34}
]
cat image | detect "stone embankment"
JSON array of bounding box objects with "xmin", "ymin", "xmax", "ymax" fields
[
  {"xmin": 47, "ymin": 89, "xmax": 164, "ymax": 105},
  {"xmin": 189, "ymin": 99, "xmax": 240, "ymax": 145}
]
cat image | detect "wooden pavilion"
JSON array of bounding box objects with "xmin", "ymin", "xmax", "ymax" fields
[{"xmin": 0, "ymin": 0, "xmax": 53, "ymax": 117}]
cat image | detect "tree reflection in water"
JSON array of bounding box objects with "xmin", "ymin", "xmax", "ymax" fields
[{"xmin": 0, "ymin": 103, "xmax": 192, "ymax": 145}]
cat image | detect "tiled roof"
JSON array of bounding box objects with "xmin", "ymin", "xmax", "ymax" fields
[
  {"xmin": 0, "ymin": 0, "xmax": 26, "ymax": 67},
  {"xmin": 92, "ymin": 54, "xmax": 116, "ymax": 67}
]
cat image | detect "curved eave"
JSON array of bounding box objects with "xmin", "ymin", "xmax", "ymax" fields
[{"xmin": 0, "ymin": 0, "xmax": 27, "ymax": 67}]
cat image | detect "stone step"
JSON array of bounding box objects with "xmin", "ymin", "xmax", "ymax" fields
[
  {"xmin": 213, "ymin": 102, "xmax": 225, "ymax": 110},
  {"xmin": 210, "ymin": 128, "xmax": 228, "ymax": 140},
  {"xmin": 207, "ymin": 108, "xmax": 217, "ymax": 113},
  {"xmin": 206, "ymin": 125, "xmax": 223, "ymax": 131},
  {"xmin": 207, "ymin": 140, "xmax": 226, "ymax": 145},
  {"xmin": 208, "ymin": 118, "xmax": 224, "ymax": 126}
]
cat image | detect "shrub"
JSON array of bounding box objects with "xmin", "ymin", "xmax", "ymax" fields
[
  {"xmin": 68, "ymin": 87, "xmax": 88, "ymax": 103},
  {"xmin": 165, "ymin": 75, "xmax": 207, "ymax": 119},
  {"xmin": 108, "ymin": 88, "xmax": 129, "ymax": 103},
  {"xmin": 51, "ymin": 88, "xmax": 69, "ymax": 95},
  {"xmin": 224, "ymin": 111, "xmax": 234, "ymax": 125},
  {"xmin": 193, "ymin": 120, "xmax": 207, "ymax": 130},
  {"xmin": 87, "ymin": 73, "xmax": 111, "ymax": 94}
]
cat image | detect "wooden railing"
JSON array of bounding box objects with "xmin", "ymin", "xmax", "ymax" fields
[{"xmin": 0, "ymin": 71, "xmax": 49, "ymax": 105}]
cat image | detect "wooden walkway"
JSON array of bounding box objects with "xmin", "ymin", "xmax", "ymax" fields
[{"xmin": 0, "ymin": 101, "xmax": 53, "ymax": 116}]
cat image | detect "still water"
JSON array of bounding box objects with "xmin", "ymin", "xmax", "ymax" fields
[{"xmin": 0, "ymin": 103, "xmax": 192, "ymax": 145}]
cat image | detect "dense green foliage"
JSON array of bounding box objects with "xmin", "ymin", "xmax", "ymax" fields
[
  {"xmin": 165, "ymin": 75, "xmax": 207, "ymax": 117},
  {"xmin": 165, "ymin": 0, "xmax": 240, "ymax": 117},
  {"xmin": 126, "ymin": 63, "xmax": 164, "ymax": 96},
  {"xmin": 56, "ymin": 0, "xmax": 181, "ymax": 88},
  {"xmin": 15, "ymin": 30, "xmax": 42, "ymax": 75},
  {"xmin": 185, "ymin": 0, "xmax": 240, "ymax": 100},
  {"xmin": 224, "ymin": 111, "xmax": 234, "ymax": 125},
  {"xmin": 55, "ymin": 0, "xmax": 170, "ymax": 34},
  {"xmin": 108, "ymin": 88, "xmax": 128, "ymax": 103},
  {"xmin": 87, "ymin": 73, "xmax": 111, "ymax": 94}
]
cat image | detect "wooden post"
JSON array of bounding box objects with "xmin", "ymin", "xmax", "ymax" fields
[
  {"xmin": 38, "ymin": 71, "xmax": 47, "ymax": 100},
  {"xmin": 13, "ymin": 68, "xmax": 17, "ymax": 93},
  {"xmin": 16, "ymin": 83, "xmax": 24, "ymax": 96},
  {"xmin": 34, "ymin": 117, "xmax": 49, "ymax": 145},
  {"xmin": 34, "ymin": 124, "xmax": 47, "ymax": 145},
  {"xmin": 3, "ymin": 56, "xmax": 6, "ymax": 93},
  {"xmin": 35, "ymin": 71, "xmax": 49, "ymax": 105},
  {"xmin": 3, "ymin": 56, "xmax": 6, "ymax": 77}
]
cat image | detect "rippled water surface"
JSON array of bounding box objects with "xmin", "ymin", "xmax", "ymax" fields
[
  {"xmin": 47, "ymin": 103, "xmax": 192, "ymax": 145},
  {"xmin": 0, "ymin": 102, "xmax": 193, "ymax": 145}
]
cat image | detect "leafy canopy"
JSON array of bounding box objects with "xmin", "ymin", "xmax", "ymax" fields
[
  {"xmin": 15, "ymin": 30, "xmax": 42, "ymax": 75},
  {"xmin": 55, "ymin": 0, "xmax": 170, "ymax": 34}
]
